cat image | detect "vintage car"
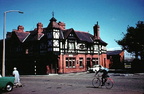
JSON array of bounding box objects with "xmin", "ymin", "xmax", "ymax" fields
[
  {"xmin": 88, "ymin": 65, "xmax": 103, "ymax": 73},
  {"xmin": 0, "ymin": 77, "xmax": 15, "ymax": 92}
]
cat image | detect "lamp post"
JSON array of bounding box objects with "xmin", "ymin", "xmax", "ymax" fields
[{"xmin": 2, "ymin": 10, "xmax": 24, "ymax": 77}]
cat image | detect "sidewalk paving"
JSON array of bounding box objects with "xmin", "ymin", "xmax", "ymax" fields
[
  {"xmin": 48, "ymin": 72, "xmax": 144, "ymax": 77},
  {"xmin": 20, "ymin": 72, "xmax": 144, "ymax": 77}
]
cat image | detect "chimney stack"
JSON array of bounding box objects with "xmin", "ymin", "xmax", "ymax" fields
[
  {"xmin": 93, "ymin": 21, "xmax": 100, "ymax": 39},
  {"xmin": 37, "ymin": 22, "xmax": 43, "ymax": 34},
  {"xmin": 58, "ymin": 21, "xmax": 66, "ymax": 30},
  {"xmin": 17, "ymin": 25, "xmax": 24, "ymax": 32}
]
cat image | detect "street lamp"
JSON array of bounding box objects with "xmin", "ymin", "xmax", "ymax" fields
[{"xmin": 2, "ymin": 10, "xmax": 24, "ymax": 77}]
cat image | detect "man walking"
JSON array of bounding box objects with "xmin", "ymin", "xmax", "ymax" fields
[{"xmin": 12, "ymin": 67, "xmax": 22, "ymax": 87}]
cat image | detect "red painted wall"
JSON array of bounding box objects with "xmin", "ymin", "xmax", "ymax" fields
[{"xmin": 58, "ymin": 53, "xmax": 107, "ymax": 73}]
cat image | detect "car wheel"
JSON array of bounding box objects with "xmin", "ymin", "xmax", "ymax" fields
[{"xmin": 5, "ymin": 83, "xmax": 13, "ymax": 92}]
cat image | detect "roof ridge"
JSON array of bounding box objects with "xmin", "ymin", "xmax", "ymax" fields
[{"xmin": 75, "ymin": 30, "xmax": 89, "ymax": 33}]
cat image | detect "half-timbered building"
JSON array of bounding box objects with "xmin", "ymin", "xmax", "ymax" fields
[{"xmin": 1, "ymin": 17, "xmax": 108, "ymax": 75}]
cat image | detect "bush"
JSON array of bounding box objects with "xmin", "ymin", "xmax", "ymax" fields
[{"xmin": 131, "ymin": 59, "xmax": 144, "ymax": 73}]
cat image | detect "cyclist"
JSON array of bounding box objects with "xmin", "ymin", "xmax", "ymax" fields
[{"xmin": 94, "ymin": 65, "xmax": 109, "ymax": 86}]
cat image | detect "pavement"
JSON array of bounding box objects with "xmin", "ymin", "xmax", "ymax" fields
[
  {"xmin": 20, "ymin": 72, "xmax": 144, "ymax": 77},
  {"xmin": 48, "ymin": 72, "xmax": 144, "ymax": 76}
]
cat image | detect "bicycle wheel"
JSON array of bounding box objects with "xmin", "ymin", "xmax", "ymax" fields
[
  {"xmin": 92, "ymin": 78, "xmax": 101, "ymax": 88},
  {"xmin": 105, "ymin": 78, "xmax": 114, "ymax": 89}
]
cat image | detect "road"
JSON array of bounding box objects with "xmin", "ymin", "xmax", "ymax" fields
[{"xmin": 2, "ymin": 72, "xmax": 144, "ymax": 94}]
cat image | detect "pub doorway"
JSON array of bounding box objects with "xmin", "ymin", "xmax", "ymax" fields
[
  {"xmin": 47, "ymin": 54, "xmax": 58, "ymax": 74},
  {"xmin": 86, "ymin": 58, "xmax": 91, "ymax": 70}
]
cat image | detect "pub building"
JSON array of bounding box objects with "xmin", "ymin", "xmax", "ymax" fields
[{"xmin": 1, "ymin": 16, "xmax": 108, "ymax": 75}]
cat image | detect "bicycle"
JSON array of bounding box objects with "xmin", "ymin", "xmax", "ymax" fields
[{"xmin": 92, "ymin": 74, "xmax": 114, "ymax": 89}]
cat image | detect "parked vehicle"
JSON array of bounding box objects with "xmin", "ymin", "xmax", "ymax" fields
[
  {"xmin": 0, "ymin": 77, "xmax": 15, "ymax": 92},
  {"xmin": 88, "ymin": 65, "xmax": 103, "ymax": 73}
]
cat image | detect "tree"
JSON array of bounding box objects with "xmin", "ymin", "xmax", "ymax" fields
[{"xmin": 116, "ymin": 21, "xmax": 144, "ymax": 61}]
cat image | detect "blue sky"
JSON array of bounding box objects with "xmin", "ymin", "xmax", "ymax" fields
[{"xmin": 0, "ymin": 0, "xmax": 144, "ymax": 51}]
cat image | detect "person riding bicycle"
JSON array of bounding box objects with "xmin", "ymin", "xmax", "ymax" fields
[{"xmin": 95, "ymin": 65, "xmax": 109, "ymax": 86}]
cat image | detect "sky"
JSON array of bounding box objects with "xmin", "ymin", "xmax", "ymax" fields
[{"xmin": 0, "ymin": 0, "xmax": 144, "ymax": 51}]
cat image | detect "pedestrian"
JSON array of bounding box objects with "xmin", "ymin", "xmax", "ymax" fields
[
  {"xmin": 12, "ymin": 67, "xmax": 22, "ymax": 87},
  {"xmin": 46, "ymin": 65, "xmax": 50, "ymax": 75}
]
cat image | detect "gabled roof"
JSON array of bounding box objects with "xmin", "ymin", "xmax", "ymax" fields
[
  {"xmin": 61, "ymin": 29, "xmax": 93, "ymax": 43},
  {"xmin": 25, "ymin": 30, "xmax": 45, "ymax": 41},
  {"xmin": 38, "ymin": 33, "xmax": 44, "ymax": 40},
  {"xmin": 60, "ymin": 29, "xmax": 107, "ymax": 45},
  {"xmin": 107, "ymin": 50, "xmax": 123, "ymax": 55},
  {"xmin": 14, "ymin": 31, "xmax": 30, "ymax": 43},
  {"xmin": 75, "ymin": 31, "xmax": 93, "ymax": 43},
  {"xmin": 61, "ymin": 28, "xmax": 79, "ymax": 39}
]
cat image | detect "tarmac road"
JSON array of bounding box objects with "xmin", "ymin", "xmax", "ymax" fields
[{"xmin": 2, "ymin": 72, "xmax": 144, "ymax": 94}]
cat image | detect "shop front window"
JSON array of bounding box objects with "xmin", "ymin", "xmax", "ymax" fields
[
  {"xmin": 79, "ymin": 58, "xmax": 84, "ymax": 68},
  {"xmin": 66, "ymin": 57, "xmax": 76, "ymax": 68},
  {"xmin": 92, "ymin": 58, "xmax": 98, "ymax": 66}
]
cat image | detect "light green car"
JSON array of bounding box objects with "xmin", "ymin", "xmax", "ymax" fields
[{"xmin": 0, "ymin": 77, "xmax": 15, "ymax": 92}]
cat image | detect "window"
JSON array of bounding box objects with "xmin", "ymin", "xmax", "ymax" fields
[
  {"xmin": 53, "ymin": 31, "xmax": 59, "ymax": 39},
  {"xmin": 68, "ymin": 40, "xmax": 75, "ymax": 53},
  {"xmin": 40, "ymin": 43, "xmax": 47, "ymax": 50},
  {"xmin": 69, "ymin": 42, "xmax": 75, "ymax": 49},
  {"xmin": 94, "ymin": 45, "xmax": 98, "ymax": 50},
  {"xmin": 92, "ymin": 58, "xmax": 98, "ymax": 66},
  {"xmin": 16, "ymin": 45, "xmax": 22, "ymax": 53},
  {"xmin": 79, "ymin": 58, "xmax": 84, "ymax": 68},
  {"xmin": 25, "ymin": 49, "xmax": 28, "ymax": 54},
  {"xmin": 66, "ymin": 57, "xmax": 76, "ymax": 68},
  {"xmin": 48, "ymin": 40, "xmax": 52, "ymax": 46},
  {"xmin": 47, "ymin": 32, "xmax": 52, "ymax": 38},
  {"xmin": 53, "ymin": 48, "xmax": 59, "ymax": 51},
  {"xmin": 69, "ymin": 33, "xmax": 74, "ymax": 37}
]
